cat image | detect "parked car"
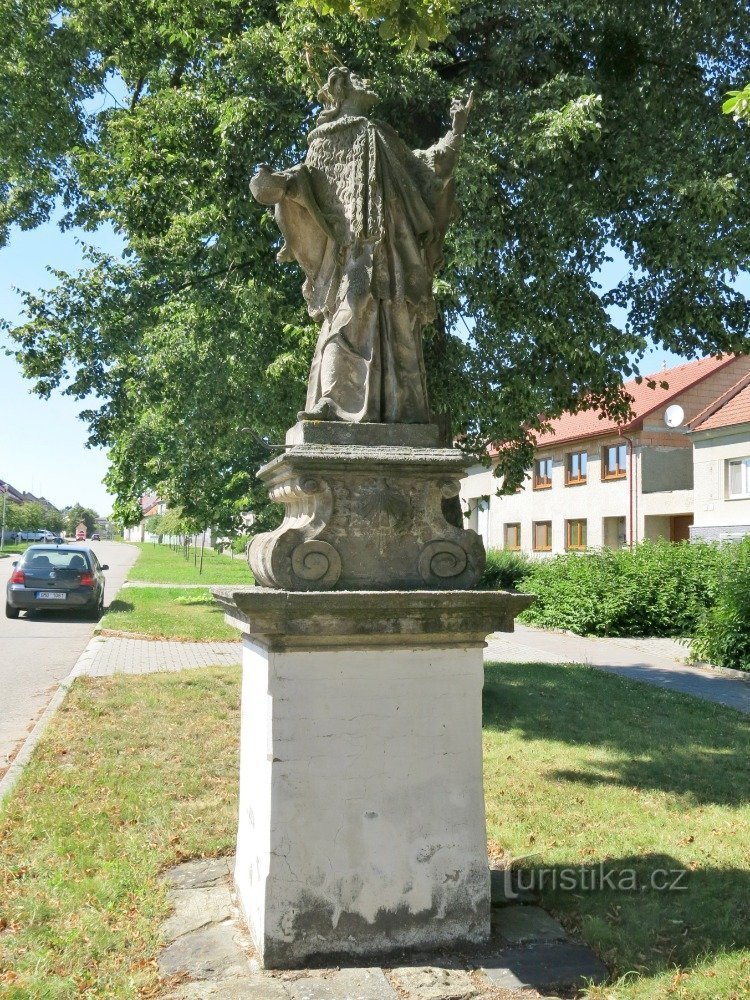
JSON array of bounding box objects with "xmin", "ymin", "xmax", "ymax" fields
[
  {"xmin": 5, "ymin": 545, "xmax": 109, "ymax": 619},
  {"xmin": 91, "ymin": 533, "xmax": 101, "ymax": 541}
]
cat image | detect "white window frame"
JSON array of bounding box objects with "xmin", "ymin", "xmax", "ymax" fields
[{"xmin": 727, "ymin": 457, "xmax": 750, "ymax": 499}]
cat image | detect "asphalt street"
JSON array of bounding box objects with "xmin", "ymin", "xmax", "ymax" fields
[{"xmin": 0, "ymin": 539, "xmax": 139, "ymax": 777}]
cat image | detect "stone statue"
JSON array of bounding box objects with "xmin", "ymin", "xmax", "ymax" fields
[{"xmin": 250, "ymin": 67, "xmax": 473, "ymax": 424}]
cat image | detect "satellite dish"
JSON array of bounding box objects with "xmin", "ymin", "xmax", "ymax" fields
[{"xmin": 664, "ymin": 404, "xmax": 685, "ymax": 428}]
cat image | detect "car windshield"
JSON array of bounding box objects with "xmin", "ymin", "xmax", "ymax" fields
[{"xmin": 22, "ymin": 549, "xmax": 91, "ymax": 572}]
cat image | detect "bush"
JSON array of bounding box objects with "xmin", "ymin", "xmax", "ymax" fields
[
  {"xmin": 517, "ymin": 540, "xmax": 725, "ymax": 638},
  {"xmin": 692, "ymin": 539, "xmax": 750, "ymax": 671},
  {"xmin": 480, "ymin": 549, "xmax": 532, "ymax": 590}
]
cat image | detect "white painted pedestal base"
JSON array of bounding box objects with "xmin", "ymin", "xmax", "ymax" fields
[{"xmin": 234, "ymin": 638, "xmax": 490, "ymax": 967}]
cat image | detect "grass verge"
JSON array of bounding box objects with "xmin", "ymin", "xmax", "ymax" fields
[
  {"xmin": 1, "ymin": 663, "xmax": 747, "ymax": 998},
  {"xmin": 100, "ymin": 587, "xmax": 240, "ymax": 641},
  {"xmin": 0, "ymin": 668, "xmax": 239, "ymax": 998},
  {"xmin": 484, "ymin": 662, "xmax": 750, "ymax": 999},
  {"xmin": 127, "ymin": 543, "xmax": 253, "ymax": 585}
]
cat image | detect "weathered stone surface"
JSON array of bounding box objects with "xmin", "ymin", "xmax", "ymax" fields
[
  {"xmin": 481, "ymin": 942, "xmax": 608, "ymax": 991},
  {"xmin": 212, "ymin": 588, "xmax": 534, "ymax": 652},
  {"xmin": 163, "ymin": 976, "xmax": 290, "ymax": 1000},
  {"xmin": 246, "ymin": 444, "xmax": 486, "ymax": 591},
  {"xmin": 490, "ymin": 869, "xmax": 540, "ymax": 906},
  {"xmin": 286, "ymin": 421, "xmax": 440, "ymax": 448},
  {"xmin": 162, "ymin": 885, "xmax": 233, "ymax": 942},
  {"xmin": 287, "ymin": 968, "xmax": 398, "ymax": 1000},
  {"xmin": 250, "ymin": 67, "xmax": 472, "ymax": 426},
  {"xmin": 158, "ymin": 922, "xmax": 249, "ymax": 981},
  {"xmin": 389, "ymin": 965, "xmax": 478, "ymax": 1000},
  {"xmin": 166, "ymin": 858, "xmax": 231, "ymax": 891},
  {"xmin": 234, "ymin": 641, "xmax": 491, "ymax": 968},
  {"xmin": 492, "ymin": 907, "xmax": 567, "ymax": 946}
]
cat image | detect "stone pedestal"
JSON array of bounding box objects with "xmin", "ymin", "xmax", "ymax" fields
[
  {"xmin": 212, "ymin": 588, "xmax": 534, "ymax": 968},
  {"xmin": 247, "ymin": 422, "xmax": 485, "ymax": 592}
]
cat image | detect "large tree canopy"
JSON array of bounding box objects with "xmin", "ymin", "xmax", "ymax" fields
[{"xmin": 3, "ymin": 1, "xmax": 750, "ymax": 527}]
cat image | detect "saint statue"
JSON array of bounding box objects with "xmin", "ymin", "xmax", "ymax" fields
[{"xmin": 250, "ymin": 67, "xmax": 473, "ymax": 424}]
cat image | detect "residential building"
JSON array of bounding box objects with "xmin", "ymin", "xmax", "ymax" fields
[
  {"xmin": 124, "ymin": 495, "xmax": 166, "ymax": 542},
  {"xmin": 689, "ymin": 371, "xmax": 750, "ymax": 542},
  {"xmin": 460, "ymin": 355, "xmax": 750, "ymax": 555}
]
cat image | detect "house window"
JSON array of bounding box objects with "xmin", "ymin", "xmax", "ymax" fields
[
  {"xmin": 504, "ymin": 523, "xmax": 521, "ymax": 551},
  {"xmin": 533, "ymin": 521, "xmax": 552, "ymax": 551},
  {"xmin": 727, "ymin": 458, "xmax": 750, "ymax": 498},
  {"xmin": 533, "ymin": 457, "xmax": 553, "ymax": 490},
  {"xmin": 565, "ymin": 519, "xmax": 587, "ymax": 551},
  {"xmin": 602, "ymin": 443, "xmax": 627, "ymax": 480},
  {"xmin": 565, "ymin": 451, "xmax": 588, "ymax": 485}
]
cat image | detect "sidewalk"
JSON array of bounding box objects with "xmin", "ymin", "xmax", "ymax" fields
[
  {"xmin": 73, "ymin": 634, "xmax": 241, "ymax": 677},
  {"xmin": 486, "ymin": 623, "xmax": 750, "ymax": 713},
  {"xmin": 68, "ymin": 625, "xmax": 750, "ymax": 712}
]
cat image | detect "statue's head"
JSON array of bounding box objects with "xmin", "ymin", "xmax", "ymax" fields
[{"xmin": 317, "ymin": 67, "xmax": 378, "ymax": 122}]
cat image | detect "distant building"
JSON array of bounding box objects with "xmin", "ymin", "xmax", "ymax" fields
[
  {"xmin": 689, "ymin": 371, "xmax": 750, "ymax": 542},
  {"xmin": 460, "ymin": 355, "xmax": 750, "ymax": 554}
]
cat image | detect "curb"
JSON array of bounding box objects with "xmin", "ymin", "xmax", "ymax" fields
[
  {"xmin": 688, "ymin": 660, "xmax": 750, "ymax": 683},
  {"xmin": 0, "ymin": 635, "xmax": 105, "ymax": 808}
]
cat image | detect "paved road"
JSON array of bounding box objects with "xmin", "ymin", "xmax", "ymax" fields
[
  {"xmin": 486, "ymin": 623, "xmax": 750, "ymax": 713},
  {"xmin": 0, "ymin": 540, "xmax": 139, "ymax": 776}
]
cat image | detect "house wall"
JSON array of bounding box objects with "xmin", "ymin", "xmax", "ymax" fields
[
  {"xmin": 691, "ymin": 424, "xmax": 750, "ymax": 540},
  {"xmin": 460, "ymin": 437, "xmax": 694, "ymax": 555}
]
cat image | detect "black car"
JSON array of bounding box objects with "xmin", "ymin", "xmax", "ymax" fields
[{"xmin": 6, "ymin": 545, "xmax": 108, "ymax": 619}]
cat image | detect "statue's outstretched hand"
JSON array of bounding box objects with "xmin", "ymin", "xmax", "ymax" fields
[
  {"xmin": 250, "ymin": 164, "xmax": 289, "ymax": 205},
  {"xmin": 450, "ymin": 90, "xmax": 474, "ymax": 137}
]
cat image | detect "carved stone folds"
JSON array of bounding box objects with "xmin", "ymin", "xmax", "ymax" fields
[{"xmin": 248, "ymin": 436, "xmax": 486, "ymax": 591}]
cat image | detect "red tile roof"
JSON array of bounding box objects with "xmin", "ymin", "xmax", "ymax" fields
[
  {"xmin": 533, "ymin": 355, "xmax": 738, "ymax": 448},
  {"xmin": 690, "ymin": 371, "xmax": 750, "ymax": 432}
]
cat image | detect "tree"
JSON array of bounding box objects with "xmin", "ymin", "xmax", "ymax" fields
[
  {"xmin": 65, "ymin": 504, "xmax": 99, "ymax": 536},
  {"xmin": 4, "ymin": 1, "xmax": 750, "ymax": 514}
]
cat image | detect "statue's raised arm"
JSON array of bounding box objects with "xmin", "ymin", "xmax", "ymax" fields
[{"xmin": 249, "ymin": 68, "xmax": 472, "ymax": 425}]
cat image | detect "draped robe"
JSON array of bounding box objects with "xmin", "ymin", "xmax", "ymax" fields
[{"xmin": 273, "ymin": 115, "xmax": 459, "ymax": 423}]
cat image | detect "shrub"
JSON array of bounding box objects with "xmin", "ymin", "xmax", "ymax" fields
[
  {"xmin": 692, "ymin": 539, "xmax": 750, "ymax": 671},
  {"xmin": 517, "ymin": 540, "xmax": 725, "ymax": 638},
  {"xmin": 480, "ymin": 549, "xmax": 532, "ymax": 590}
]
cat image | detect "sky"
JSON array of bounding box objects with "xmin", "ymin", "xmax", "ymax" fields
[
  {"xmin": 0, "ymin": 218, "xmax": 124, "ymax": 515},
  {"xmin": 0, "ymin": 219, "xmax": 693, "ymax": 518}
]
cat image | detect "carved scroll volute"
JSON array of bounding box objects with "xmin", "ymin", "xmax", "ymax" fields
[
  {"xmin": 249, "ymin": 473, "xmax": 342, "ymax": 591},
  {"xmin": 418, "ymin": 533, "xmax": 486, "ymax": 589}
]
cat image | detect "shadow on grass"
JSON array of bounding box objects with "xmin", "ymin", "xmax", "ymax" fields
[
  {"xmin": 504, "ymin": 853, "xmax": 750, "ymax": 980},
  {"xmin": 483, "ymin": 662, "xmax": 750, "ymax": 806},
  {"xmin": 102, "ymin": 598, "xmax": 135, "ymax": 614}
]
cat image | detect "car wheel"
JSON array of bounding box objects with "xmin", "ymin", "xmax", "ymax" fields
[{"xmin": 5, "ymin": 602, "xmax": 19, "ymax": 619}]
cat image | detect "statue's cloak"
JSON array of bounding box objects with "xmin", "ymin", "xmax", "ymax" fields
[{"xmin": 273, "ymin": 115, "xmax": 456, "ymax": 422}]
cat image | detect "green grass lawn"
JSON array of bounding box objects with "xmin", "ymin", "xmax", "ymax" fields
[
  {"xmin": 127, "ymin": 542, "xmax": 254, "ymax": 585},
  {"xmin": 100, "ymin": 587, "xmax": 240, "ymax": 641},
  {"xmin": 0, "ymin": 669, "xmax": 239, "ymax": 998},
  {"xmin": 0, "ymin": 544, "xmax": 30, "ymax": 557},
  {"xmin": 1, "ymin": 663, "xmax": 747, "ymax": 998},
  {"xmin": 484, "ymin": 662, "xmax": 750, "ymax": 1000}
]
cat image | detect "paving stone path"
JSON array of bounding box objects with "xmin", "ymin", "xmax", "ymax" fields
[
  {"xmin": 73, "ymin": 635, "xmax": 240, "ymax": 677},
  {"xmin": 486, "ymin": 624, "xmax": 750, "ymax": 713},
  {"xmin": 157, "ymin": 859, "xmax": 607, "ymax": 1000},
  {"xmin": 73, "ymin": 623, "xmax": 749, "ymax": 713}
]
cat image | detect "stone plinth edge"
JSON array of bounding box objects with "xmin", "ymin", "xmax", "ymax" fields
[
  {"xmin": 211, "ymin": 587, "xmax": 535, "ymax": 651},
  {"xmin": 286, "ymin": 420, "xmax": 440, "ymax": 447}
]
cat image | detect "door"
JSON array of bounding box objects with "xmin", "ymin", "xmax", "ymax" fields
[{"xmin": 670, "ymin": 515, "xmax": 693, "ymax": 542}]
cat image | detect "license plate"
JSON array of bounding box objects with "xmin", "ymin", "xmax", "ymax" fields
[{"xmin": 35, "ymin": 591, "xmax": 67, "ymax": 600}]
